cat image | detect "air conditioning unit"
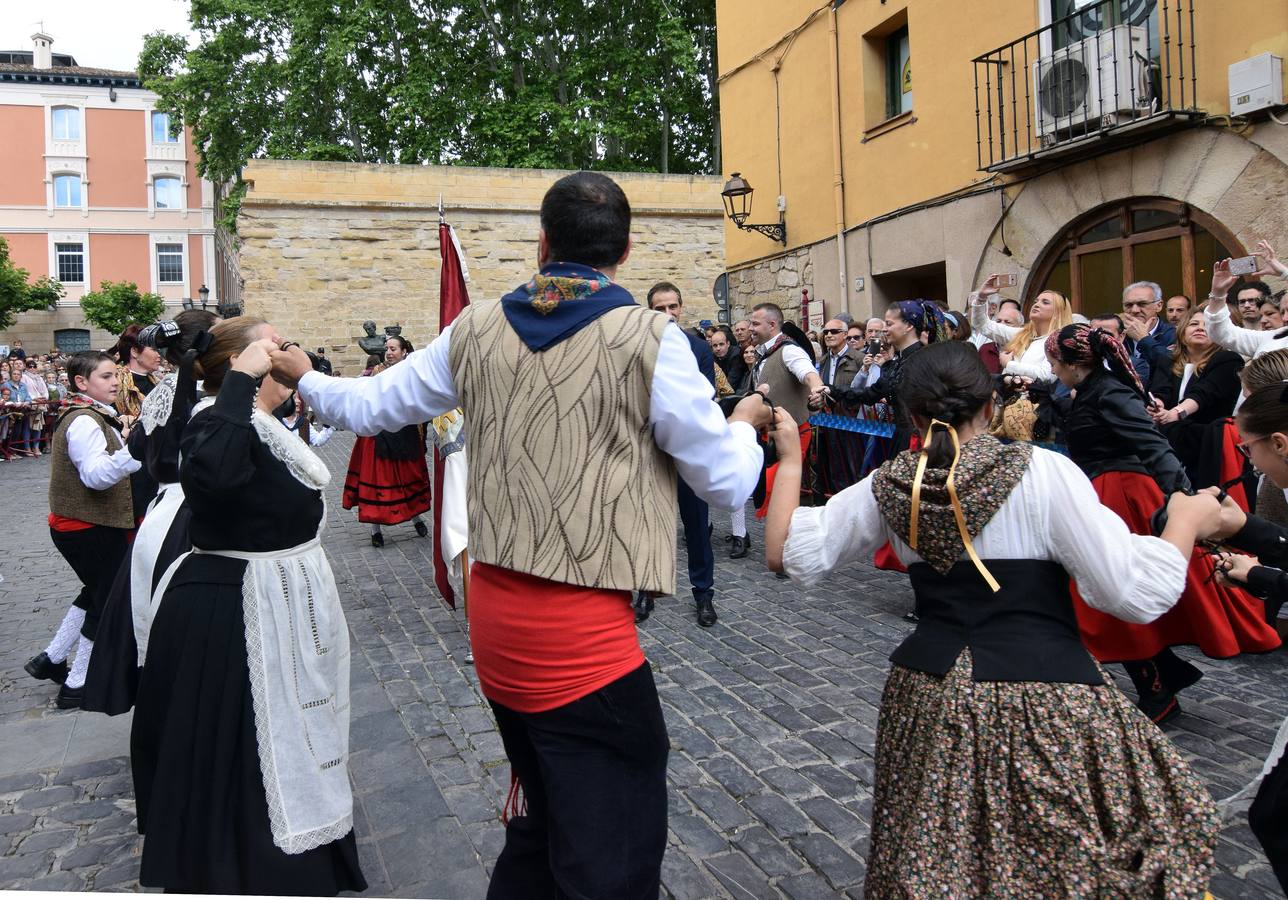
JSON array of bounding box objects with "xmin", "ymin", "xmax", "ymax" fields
[{"xmin": 1034, "ymin": 24, "xmax": 1152, "ymax": 146}]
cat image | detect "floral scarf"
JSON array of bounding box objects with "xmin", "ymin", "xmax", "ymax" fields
[{"xmin": 871, "ymin": 434, "xmax": 1032, "ymax": 576}]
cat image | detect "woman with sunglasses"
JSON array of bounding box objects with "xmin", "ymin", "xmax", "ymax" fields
[{"xmin": 1046, "ymin": 322, "xmax": 1278, "ymax": 725}]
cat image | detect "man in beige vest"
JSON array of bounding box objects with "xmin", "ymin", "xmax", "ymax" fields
[
  {"xmin": 274, "ymin": 171, "xmax": 771, "ymax": 899},
  {"xmin": 749, "ymin": 302, "xmax": 823, "ymax": 519}
]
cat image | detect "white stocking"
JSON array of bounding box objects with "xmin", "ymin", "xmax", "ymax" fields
[
  {"xmin": 65, "ymin": 636, "xmax": 93, "ymax": 690},
  {"xmin": 44, "ymin": 606, "xmax": 86, "ymax": 663},
  {"xmin": 730, "ymin": 505, "xmax": 747, "ymax": 539}
]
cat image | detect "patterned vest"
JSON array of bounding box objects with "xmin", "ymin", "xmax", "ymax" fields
[
  {"xmin": 757, "ymin": 341, "xmax": 811, "ymax": 425},
  {"xmin": 48, "ymin": 407, "xmax": 134, "ymax": 529},
  {"xmin": 448, "ymin": 300, "xmax": 678, "ymax": 593}
]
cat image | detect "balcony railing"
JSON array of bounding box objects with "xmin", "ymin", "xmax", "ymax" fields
[{"xmin": 972, "ymin": 0, "xmax": 1202, "ymax": 171}]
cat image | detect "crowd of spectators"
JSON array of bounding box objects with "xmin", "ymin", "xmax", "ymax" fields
[{"xmin": 1, "ymin": 348, "xmax": 72, "ymax": 461}]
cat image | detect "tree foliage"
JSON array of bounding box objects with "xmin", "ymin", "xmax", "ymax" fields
[
  {"xmin": 0, "ymin": 237, "xmax": 64, "ymax": 332},
  {"xmin": 79, "ymin": 282, "xmax": 166, "ymax": 336},
  {"xmin": 138, "ymin": 0, "xmax": 719, "ymax": 230}
]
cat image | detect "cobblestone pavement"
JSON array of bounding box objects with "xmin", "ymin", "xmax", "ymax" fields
[{"xmin": 3, "ymin": 431, "xmax": 1288, "ymax": 897}]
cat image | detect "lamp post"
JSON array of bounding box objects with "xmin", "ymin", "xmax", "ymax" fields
[
  {"xmin": 720, "ymin": 173, "xmax": 787, "ymax": 245},
  {"xmin": 198, "ymin": 284, "xmax": 210, "ymax": 308}
]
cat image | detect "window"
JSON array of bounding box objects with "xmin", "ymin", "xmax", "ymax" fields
[
  {"xmin": 54, "ymin": 329, "xmax": 91, "ymax": 352},
  {"xmin": 53, "ymin": 174, "xmax": 82, "ymax": 208},
  {"xmin": 885, "ymin": 27, "xmax": 912, "ymax": 119},
  {"xmin": 51, "ymin": 106, "xmax": 80, "ymax": 141},
  {"xmin": 154, "ymin": 177, "xmax": 182, "ymax": 209},
  {"xmin": 55, "ymin": 243, "xmax": 84, "ymax": 283},
  {"xmin": 157, "ymin": 243, "xmax": 184, "ymax": 283},
  {"xmin": 1031, "ymin": 198, "xmax": 1240, "ymax": 312},
  {"xmin": 151, "ymin": 111, "xmax": 178, "ymax": 143}
]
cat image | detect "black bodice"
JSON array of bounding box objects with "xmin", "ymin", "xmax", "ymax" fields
[
  {"xmin": 179, "ymin": 371, "xmax": 323, "ymax": 553},
  {"xmin": 893, "ymin": 560, "xmax": 1103, "ymax": 685}
]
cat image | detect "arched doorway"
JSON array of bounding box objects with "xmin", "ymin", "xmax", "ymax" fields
[{"xmin": 1027, "ymin": 198, "xmax": 1243, "ymax": 312}]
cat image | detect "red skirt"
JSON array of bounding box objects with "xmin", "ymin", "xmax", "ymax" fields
[
  {"xmin": 342, "ymin": 435, "xmax": 431, "ymax": 525},
  {"xmin": 1072, "ymin": 470, "xmax": 1279, "ymax": 662}
]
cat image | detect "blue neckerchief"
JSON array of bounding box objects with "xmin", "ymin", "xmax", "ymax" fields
[{"xmin": 500, "ymin": 262, "xmax": 638, "ymax": 351}]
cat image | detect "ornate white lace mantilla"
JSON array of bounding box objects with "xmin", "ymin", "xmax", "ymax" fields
[{"xmin": 139, "ymin": 373, "xmax": 177, "ymax": 435}]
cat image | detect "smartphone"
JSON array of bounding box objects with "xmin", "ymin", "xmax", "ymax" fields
[
  {"xmin": 998, "ymin": 273, "xmax": 1018, "ymax": 288},
  {"xmin": 866, "ymin": 340, "xmax": 881, "ymax": 356},
  {"xmin": 1229, "ymin": 255, "xmax": 1258, "ymax": 276}
]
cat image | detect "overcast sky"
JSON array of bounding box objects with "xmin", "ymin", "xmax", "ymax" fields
[{"xmin": 1, "ymin": 0, "xmax": 195, "ymax": 72}]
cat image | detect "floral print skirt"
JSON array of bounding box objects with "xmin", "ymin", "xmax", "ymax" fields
[{"xmin": 866, "ymin": 651, "xmax": 1217, "ymax": 898}]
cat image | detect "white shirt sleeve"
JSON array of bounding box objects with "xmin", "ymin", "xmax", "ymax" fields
[
  {"xmin": 1002, "ymin": 340, "xmax": 1056, "ymax": 382},
  {"xmin": 66, "ymin": 415, "xmax": 141, "ymax": 490},
  {"xmin": 781, "ymin": 476, "xmax": 888, "ymax": 586},
  {"xmin": 781, "ymin": 343, "xmax": 816, "ymax": 383},
  {"xmin": 970, "ymin": 300, "xmax": 1021, "ymax": 347},
  {"xmin": 651, "ymin": 324, "xmax": 762, "ymax": 510},
  {"xmin": 1041, "ymin": 450, "xmax": 1187, "ymax": 622},
  {"xmin": 298, "ymin": 323, "xmax": 459, "ymax": 435},
  {"xmin": 1205, "ymin": 304, "xmax": 1274, "ymax": 359}
]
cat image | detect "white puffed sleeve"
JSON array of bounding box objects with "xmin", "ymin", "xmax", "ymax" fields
[
  {"xmin": 1039, "ymin": 450, "xmax": 1187, "ymax": 623},
  {"xmin": 782, "ymin": 476, "xmax": 890, "ymax": 586}
]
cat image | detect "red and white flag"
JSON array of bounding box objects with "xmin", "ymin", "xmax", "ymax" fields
[{"xmin": 431, "ymin": 221, "xmax": 470, "ymax": 608}]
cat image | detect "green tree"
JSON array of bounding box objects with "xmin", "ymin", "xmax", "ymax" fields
[
  {"xmin": 0, "ymin": 237, "xmax": 64, "ymax": 332},
  {"xmin": 79, "ymin": 282, "xmax": 166, "ymax": 336},
  {"xmin": 137, "ymin": 0, "xmax": 719, "ymax": 230}
]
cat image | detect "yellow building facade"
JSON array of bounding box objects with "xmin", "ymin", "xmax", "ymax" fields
[{"xmin": 717, "ymin": 0, "xmax": 1288, "ymax": 323}]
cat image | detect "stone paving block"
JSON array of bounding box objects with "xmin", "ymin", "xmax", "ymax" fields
[
  {"xmin": 660, "ymin": 848, "xmax": 722, "ymax": 900},
  {"xmin": 15, "ymin": 828, "xmax": 78, "ymax": 855},
  {"xmin": 686, "ymin": 785, "xmax": 754, "ymax": 831},
  {"xmin": 0, "ymin": 813, "xmax": 36, "ymax": 836},
  {"xmin": 790, "ymin": 832, "xmax": 866, "ymax": 890},
  {"xmin": 779, "ymin": 871, "xmax": 847, "ymax": 900},
  {"xmin": 0, "ymin": 773, "xmax": 44, "ymax": 794},
  {"xmin": 703, "ymin": 851, "xmax": 779, "ymax": 900},
  {"xmin": 732, "ymin": 824, "xmax": 807, "ymax": 878},
  {"xmin": 668, "ymin": 811, "xmax": 730, "ymax": 857},
  {"xmin": 701, "ymin": 755, "xmax": 762, "ymax": 799},
  {"xmin": 744, "ymin": 793, "xmax": 813, "ymax": 840},
  {"xmin": 15, "ymin": 784, "xmax": 79, "ymax": 811},
  {"xmin": 52, "ymin": 757, "xmax": 126, "ymax": 785},
  {"xmin": 0, "ymin": 850, "xmax": 56, "ymax": 885},
  {"xmin": 21, "ymin": 870, "xmax": 86, "ymax": 892}
]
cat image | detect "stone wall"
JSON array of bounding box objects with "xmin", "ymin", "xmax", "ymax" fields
[
  {"xmin": 727, "ymin": 246, "xmax": 814, "ymax": 325},
  {"xmin": 237, "ymin": 161, "xmax": 726, "ymax": 372}
]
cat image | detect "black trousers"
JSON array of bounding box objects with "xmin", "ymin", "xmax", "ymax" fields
[
  {"xmin": 50, "ymin": 525, "xmax": 130, "ymax": 642},
  {"xmin": 677, "ymin": 478, "xmax": 713, "ymax": 602},
  {"xmin": 1251, "ymin": 752, "xmax": 1288, "ymax": 894},
  {"xmin": 486, "ymin": 662, "xmax": 669, "ymax": 900}
]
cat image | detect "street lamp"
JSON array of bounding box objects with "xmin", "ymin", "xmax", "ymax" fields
[
  {"xmin": 198, "ymin": 284, "xmax": 210, "ymax": 308},
  {"xmin": 720, "ymin": 172, "xmax": 786, "ymax": 245},
  {"xmin": 181, "ymin": 296, "xmax": 193, "ymax": 310}
]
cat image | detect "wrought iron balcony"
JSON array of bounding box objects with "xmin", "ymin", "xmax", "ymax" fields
[{"xmin": 972, "ymin": 0, "xmax": 1203, "ymax": 172}]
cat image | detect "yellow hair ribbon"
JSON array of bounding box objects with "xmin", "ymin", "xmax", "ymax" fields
[{"xmin": 908, "ymin": 419, "xmax": 1000, "ymax": 593}]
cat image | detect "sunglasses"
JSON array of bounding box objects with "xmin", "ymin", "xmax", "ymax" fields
[
  {"xmin": 821, "ymin": 328, "xmax": 844, "ymax": 336},
  {"xmin": 845, "ymin": 335, "xmax": 864, "ymax": 342}
]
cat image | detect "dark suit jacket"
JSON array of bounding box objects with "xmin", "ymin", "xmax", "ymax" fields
[{"xmin": 685, "ymin": 330, "xmax": 717, "ymax": 390}]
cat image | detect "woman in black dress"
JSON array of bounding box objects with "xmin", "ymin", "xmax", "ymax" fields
[
  {"xmin": 1146, "ymin": 307, "xmax": 1245, "ymax": 492},
  {"xmin": 131, "ymin": 317, "xmax": 365, "ymax": 894}
]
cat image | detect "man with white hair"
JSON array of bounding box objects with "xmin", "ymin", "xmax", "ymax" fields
[{"xmin": 1121, "ymin": 280, "xmax": 1175, "ymax": 375}]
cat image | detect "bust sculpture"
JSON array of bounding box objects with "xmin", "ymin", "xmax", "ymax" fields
[{"xmin": 357, "ymin": 320, "xmax": 386, "ymax": 356}]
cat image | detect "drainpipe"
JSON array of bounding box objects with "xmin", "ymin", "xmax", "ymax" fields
[{"xmin": 827, "ymin": 4, "xmax": 850, "ymax": 316}]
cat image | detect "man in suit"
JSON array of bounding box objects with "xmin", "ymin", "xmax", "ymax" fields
[
  {"xmin": 817, "ymin": 318, "xmax": 861, "ymax": 390},
  {"xmin": 640, "ymin": 281, "xmax": 719, "ymax": 627},
  {"xmin": 1122, "ymin": 281, "xmax": 1176, "ymax": 375}
]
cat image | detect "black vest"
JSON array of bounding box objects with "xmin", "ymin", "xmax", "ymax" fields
[{"xmin": 892, "ymin": 560, "xmax": 1103, "ymax": 685}]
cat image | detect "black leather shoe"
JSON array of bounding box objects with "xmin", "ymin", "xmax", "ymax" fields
[
  {"xmin": 370, "ymin": 532, "xmax": 385, "ymax": 548},
  {"xmin": 696, "ymin": 597, "xmax": 718, "ymax": 627},
  {"xmin": 729, "ymin": 535, "xmax": 750, "ymax": 559},
  {"xmin": 633, "ymin": 592, "xmax": 655, "ymax": 624},
  {"xmin": 55, "ymin": 685, "xmax": 83, "ymax": 710},
  {"xmin": 414, "ymin": 520, "xmax": 429, "ymax": 538},
  {"xmin": 25, "ymin": 652, "xmax": 69, "ymax": 685}
]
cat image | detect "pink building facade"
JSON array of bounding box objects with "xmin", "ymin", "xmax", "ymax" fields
[{"xmin": 0, "ymin": 33, "xmax": 231, "ymax": 353}]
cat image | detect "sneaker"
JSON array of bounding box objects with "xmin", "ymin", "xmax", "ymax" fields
[{"xmin": 25, "ymin": 652, "xmax": 69, "ymax": 684}]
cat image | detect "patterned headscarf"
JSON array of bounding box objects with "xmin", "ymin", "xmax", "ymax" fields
[
  {"xmin": 895, "ymin": 300, "xmax": 952, "ymax": 344},
  {"xmin": 1044, "ymin": 323, "xmax": 1145, "ymax": 395}
]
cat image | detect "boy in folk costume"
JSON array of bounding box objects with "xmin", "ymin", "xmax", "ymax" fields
[
  {"xmin": 273, "ymin": 172, "xmax": 770, "ymax": 897},
  {"xmin": 26, "ymin": 351, "xmax": 140, "ymax": 709}
]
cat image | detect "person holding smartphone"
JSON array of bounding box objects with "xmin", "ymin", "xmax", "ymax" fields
[{"xmin": 1204, "ymin": 243, "xmax": 1288, "ymax": 359}]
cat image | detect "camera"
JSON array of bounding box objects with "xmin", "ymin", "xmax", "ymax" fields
[
  {"xmin": 137, "ymin": 321, "xmax": 181, "ymax": 351},
  {"xmin": 302, "ymin": 349, "xmax": 327, "ymax": 373}
]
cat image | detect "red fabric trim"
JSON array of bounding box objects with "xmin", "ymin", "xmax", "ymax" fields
[
  {"xmin": 1072, "ymin": 470, "xmax": 1279, "ymax": 661},
  {"xmin": 468, "ymin": 563, "xmax": 645, "ymax": 714},
  {"xmin": 48, "ymin": 513, "xmax": 94, "ymax": 532},
  {"xmin": 756, "ymin": 423, "xmax": 812, "ymax": 519}
]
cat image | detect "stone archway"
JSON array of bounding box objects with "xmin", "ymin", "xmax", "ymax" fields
[{"xmin": 971, "ymin": 127, "xmax": 1288, "ymax": 304}]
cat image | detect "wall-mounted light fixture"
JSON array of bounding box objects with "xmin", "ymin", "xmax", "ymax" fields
[{"xmin": 721, "ymin": 172, "xmax": 787, "ymax": 245}]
